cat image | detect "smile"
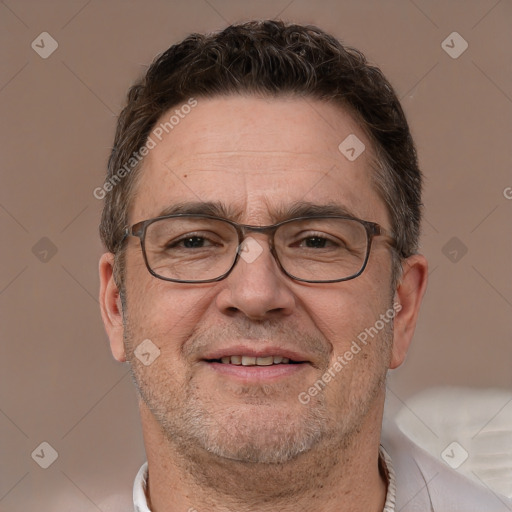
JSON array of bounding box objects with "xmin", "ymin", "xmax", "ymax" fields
[{"xmin": 215, "ymin": 355, "xmax": 294, "ymax": 366}]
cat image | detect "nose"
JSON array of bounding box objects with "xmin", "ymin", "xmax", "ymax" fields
[{"xmin": 214, "ymin": 235, "xmax": 296, "ymax": 321}]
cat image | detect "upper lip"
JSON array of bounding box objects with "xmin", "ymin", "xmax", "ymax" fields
[{"xmin": 202, "ymin": 345, "xmax": 311, "ymax": 363}]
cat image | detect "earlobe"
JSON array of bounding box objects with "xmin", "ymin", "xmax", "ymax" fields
[
  {"xmin": 99, "ymin": 253, "xmax": 127, "ymax": 362},
  {"xmin": 389, "ymin": 254, "xmax": 428, "ymax": 369}
]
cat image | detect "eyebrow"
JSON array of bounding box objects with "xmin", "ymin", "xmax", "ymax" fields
[
  {"xmin": 154, "ymin": 200, "xmax": 360, "ymax": 224},
  {"xmin": 156, "ymin": 201, "xmax": 244, "ymax": 220}
]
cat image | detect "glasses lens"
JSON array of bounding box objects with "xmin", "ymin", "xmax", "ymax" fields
[
  {"xmin": 275, "ymin": 218, "xmax": 369, "ymax": 281},
  {"xmin": 144, "ymin": 217, "xmax": 238, "ymax": 281}
]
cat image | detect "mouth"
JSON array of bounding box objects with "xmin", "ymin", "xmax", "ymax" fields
[
  {"xmin": 206, "ymin": 355, "xmax": 301, "ymax": 366},
  {"xmin": 201, "ymin": 348, "xmax": 311, "ymax": 382}
]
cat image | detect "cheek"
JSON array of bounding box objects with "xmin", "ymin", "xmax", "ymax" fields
[
  {"xmin": 124, "ymin": 256, "xmax": 217, "ymax": 356},
  {"xmin": 301, "ymin": 274, "xmax": 393, "ymax": 398},
  {"xmin": 303, "ymin": 281, "xmax": 388, "ymax": 347}
]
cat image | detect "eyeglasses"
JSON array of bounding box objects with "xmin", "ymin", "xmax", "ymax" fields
[{"xmin": 122, "ymin": 214, "xmax": 396, "ymax": 284}]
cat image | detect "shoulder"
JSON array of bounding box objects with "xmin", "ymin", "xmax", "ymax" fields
[{"xmin": 381, "ymin": 419, "xmax": 511, "ymax": 512}]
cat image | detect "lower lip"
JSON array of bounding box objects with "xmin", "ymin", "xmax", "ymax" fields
[{"xmin": 204, "ymin": 361, "xmax": 308, "ymax": 381}]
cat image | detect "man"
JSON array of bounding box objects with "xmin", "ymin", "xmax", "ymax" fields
[{"xmin": 98, "ymin": 20, "xmax": 505, "ymax": 511}]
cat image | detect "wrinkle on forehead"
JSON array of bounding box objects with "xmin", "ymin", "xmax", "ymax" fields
[
  {"xmin": 135, "ymin": 162, "xmax": 383, "ymax": 226},
  {"xmin": 162, "ymin": 150, "xmax": 345, "ymax": 175},
  {"xmin": 131, "ymin": 96, "xmax": 389, "ymax": 228}
]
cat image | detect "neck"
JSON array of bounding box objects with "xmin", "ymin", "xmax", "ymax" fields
[{"xmin": 141, "ymin": 399, "xmax": 387, "ymax": 512}]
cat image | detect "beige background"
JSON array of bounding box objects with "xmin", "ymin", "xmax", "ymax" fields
[{"xmin": 1, "ymin": 0, "xmax": 511, "ymax": 510}]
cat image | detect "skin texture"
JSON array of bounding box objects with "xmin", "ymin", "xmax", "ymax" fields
[{"xmin": 99, "ymin": 95, "xmax": 428, "ymax": 512}]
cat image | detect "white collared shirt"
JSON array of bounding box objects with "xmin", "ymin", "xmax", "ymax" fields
[{"xmin": 133, "ymin": 418, "xmax": 510, "ymax": 511}]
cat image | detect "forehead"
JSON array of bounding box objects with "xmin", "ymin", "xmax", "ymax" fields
[{"xmin": 130, "ymin": 95, "xmax": 389, "ymax": 226}]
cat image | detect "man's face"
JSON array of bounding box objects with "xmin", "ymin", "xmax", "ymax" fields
[{"xmin": 119, "ymin": 96, "xmax": 397, "ymax": 464}]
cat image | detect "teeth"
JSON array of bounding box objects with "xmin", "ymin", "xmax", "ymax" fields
[
  {"xmin": 256, "ymin": 356, "xmax": 274, "ymax": 366},
  {"xmin": 219, "ymin": 355, "xmax": 292, "ymax": 365}
]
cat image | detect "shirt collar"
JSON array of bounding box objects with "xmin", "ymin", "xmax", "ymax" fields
[
  {"xmin": 133, "ymin": 462, "xmax": 150, "ymax": 512},
  {"xmin": 133, "ymin": 448, "xmax": 396, "ymax": 512},
  {"xmin": 380, "ymin": 445, "xmax": 397, "ymax": 512}
]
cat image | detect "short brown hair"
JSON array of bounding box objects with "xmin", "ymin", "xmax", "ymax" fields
[{"xmin": 100, "ymin": 20, "xmax": 422, "ymax": 286}]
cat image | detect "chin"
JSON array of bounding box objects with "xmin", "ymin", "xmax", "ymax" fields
[{"xmin": 164, "ymin": 398, "xmax": 333, "ymax": 464}]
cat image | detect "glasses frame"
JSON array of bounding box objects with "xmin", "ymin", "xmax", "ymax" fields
[{"xmin": 122, "ymin": 213, "xmax": 396, "ymax": 284}]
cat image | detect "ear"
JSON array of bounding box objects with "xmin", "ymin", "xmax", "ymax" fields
[
  {"xmin": 389, "ymin": 254, "xmax": 428, "ymax": 369},
  {"xmin": 99, "ymin": 252, "xmax": 126, "ymax": 362}
]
